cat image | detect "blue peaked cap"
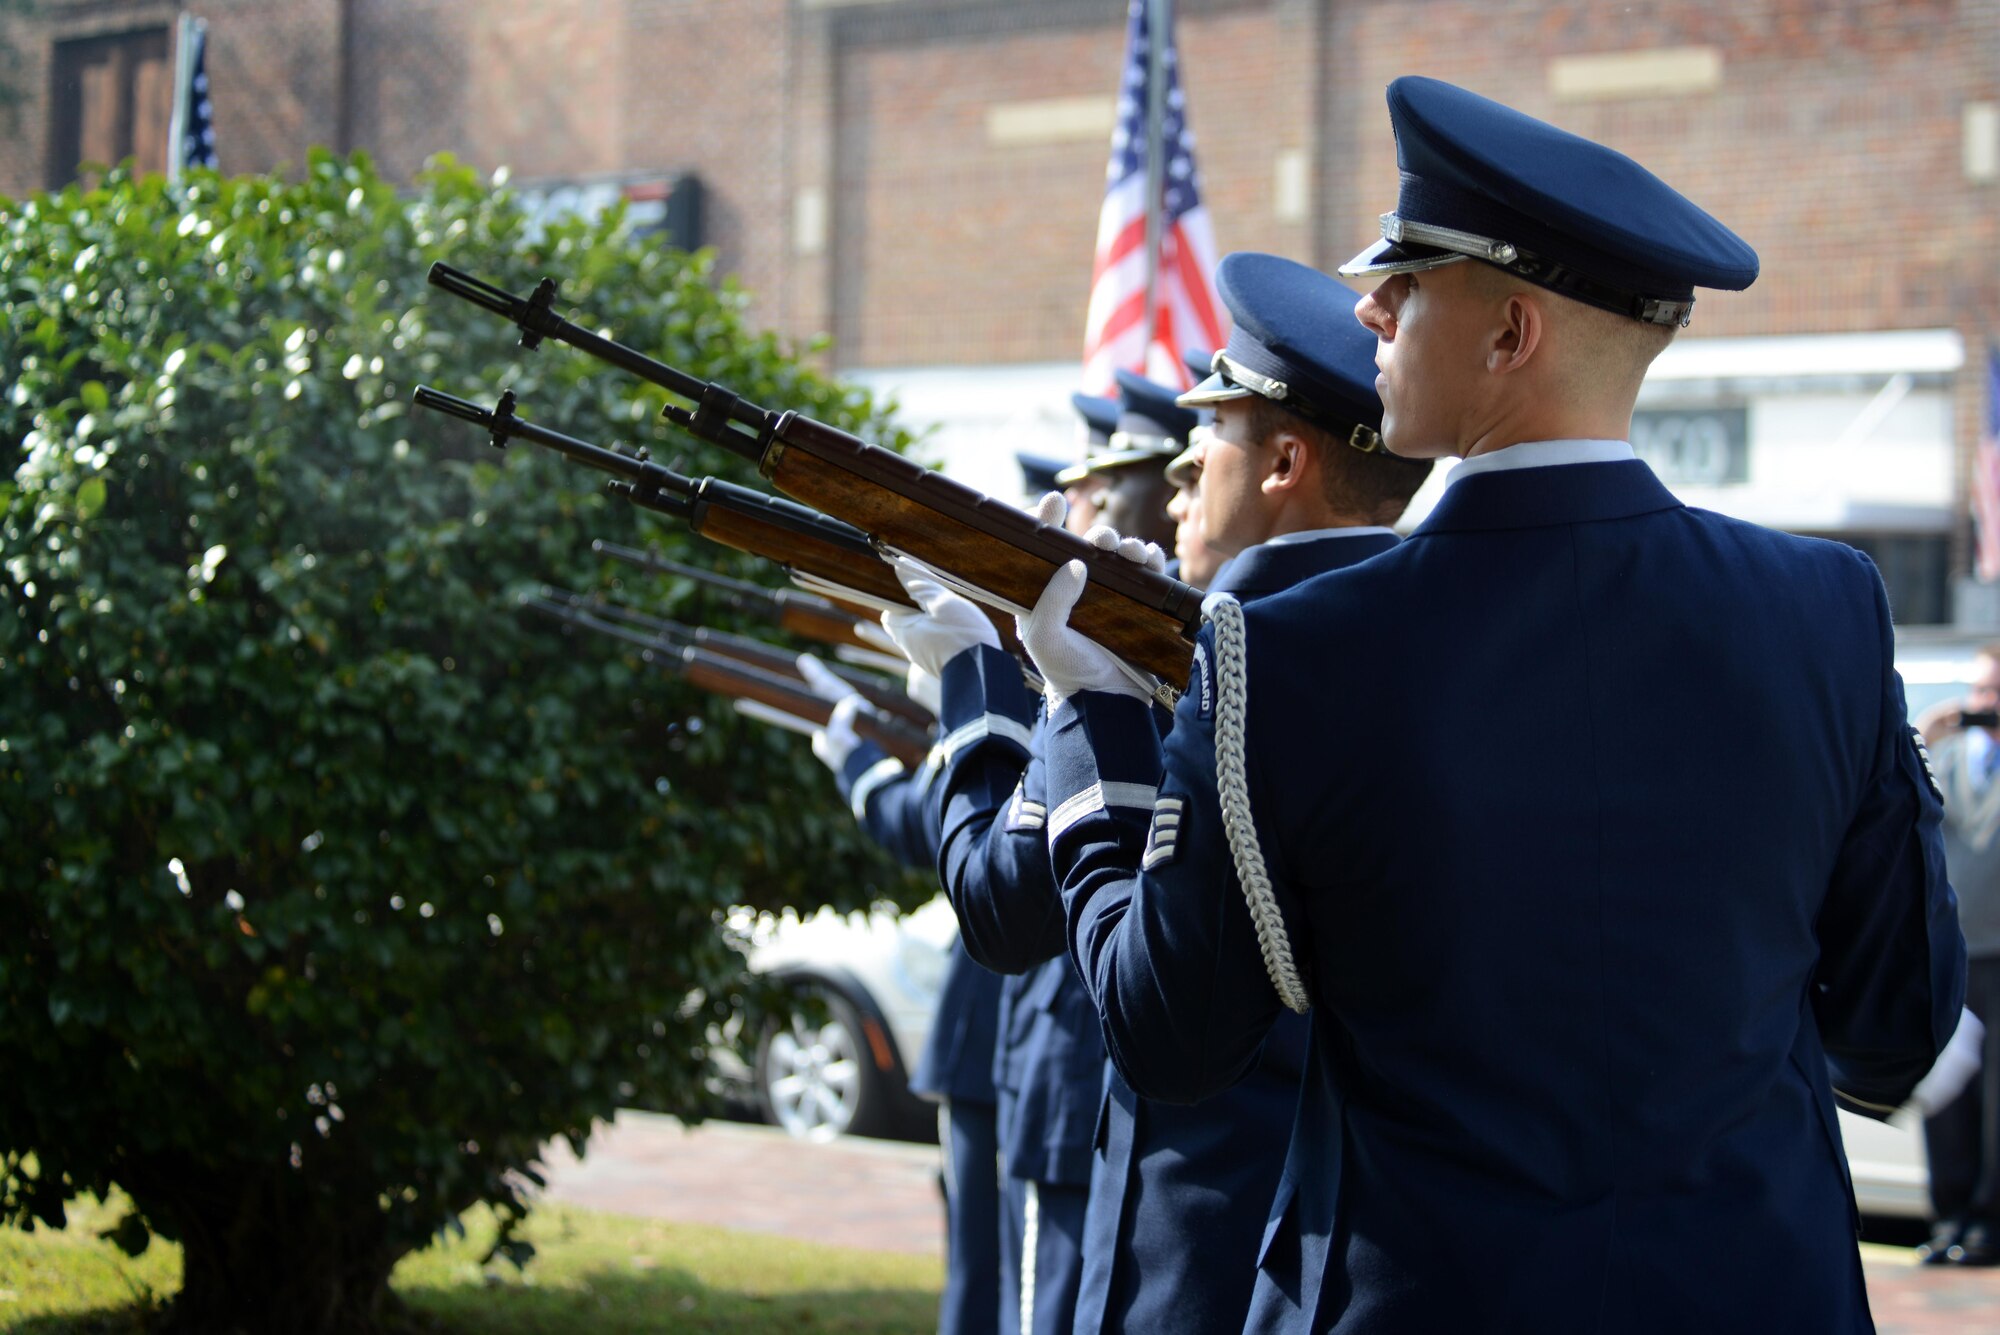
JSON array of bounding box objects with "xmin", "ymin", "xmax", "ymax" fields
[
  {"xmin": 1339, "ymin": 77, "xmax": 1758, "ymax": 327},
  {"xmin": 1179, "ymin": 252, "xmax": 1387, "ymax": 450},
  {"xmin": 1069, "ymin": 392, "xmax": 1120, "ymax": 446},
  {"xmin": 1112, "ymin": 368, "xmax": 1198, "ymax": 444},
  {"xmin": 1180, "ymin": 347, "xmax": 1216, "ymax": 427},
  {"xmin": 1015, "ymin": 451, "xmax": 1068, "ymax": 496},
  {"xmin": 1055, "ymin": 372, "xmax": 1191, "ymax": 487}
]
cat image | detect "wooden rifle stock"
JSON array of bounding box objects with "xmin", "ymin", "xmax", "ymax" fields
[
  {"xmin": 542, "ymin": 588, "xmax": 931, "ymax": 729},
  {"xmin": 426, "ymin": 266, "xmax": 1200, "ymax": 688},
  {"xmin": 591, "ymin": 540, "xmax": 884, "ymax": 656},
  {"xmin": 764, "ymin": 416, "xmax": 1197, "ymax": 685},
  {"xmin": 523, "ymin": 597, "xmax": 932, "ymax": 768},
  {"xmin": 676, "ymin": 657, "xmax": 929, "ymax": 769}
]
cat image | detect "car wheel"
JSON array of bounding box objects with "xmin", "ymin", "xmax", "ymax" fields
[{"xmin": 755, "ymin": 982, "xmax": 893, "ymax": 1142}]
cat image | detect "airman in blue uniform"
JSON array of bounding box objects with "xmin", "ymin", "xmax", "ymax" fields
[
  {"xmin": 1056, "ymin": 376, "xmax": 1184, "ymax": 550},
  {"xmin": 891, "ymin": 322, "xmax": 1427, "ymax": 1330},
  {"xmin": 805, "ymin": 698, "xmax": 1005, "ymax": 1335},
  {"xmin": 876, "ymin": 388, "xmax": 1178, "ymax": 1335},
  {"xmin": 1019, "ymin": 77, "xmax": 1967, "ymax": 1334}
]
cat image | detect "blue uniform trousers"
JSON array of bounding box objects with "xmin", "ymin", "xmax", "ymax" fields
[
  {"xmin": 998, "ymin": 1173, "xmax": 1089, "ymax": 1335},
  {"xmin": 940, "ymin": 1096, "xmax": 1005, "ymax": 1335},
  {"xmin": 835, "ymin": 752, "xmax": 1007, "ymax": 1334}
]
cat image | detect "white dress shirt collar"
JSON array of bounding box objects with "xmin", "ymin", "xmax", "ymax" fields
[
  {"xmin": 1447, "ymin": 439, "xmax": 1636, "ymax": 486},
  {"xmin": 1264, "ymin": 525, "xmax": 1399, "ymax": 546}
]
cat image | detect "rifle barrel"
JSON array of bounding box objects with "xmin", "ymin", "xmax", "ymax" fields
[
  {"xmin": 414, "ymin": 386, "xmax": 698, "ymax": 519},
  {"xmin": 427, "ymin": 267, "xmax": 1172, "ymax": 681},
  {"xmin": 427, "ymin": 262, "xmax": 770, "ymax": 461},
  {"xmin": 523, "ymin": 594, "xmax": 930, "ymax": 764},
  {"xmin": 591, "ymin": 541, "xmax": 769, "ymax": 600}
]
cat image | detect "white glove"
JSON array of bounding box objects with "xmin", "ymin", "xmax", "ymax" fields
[
  {"xmin": 1028, "ymin": 491, "xmax": 1069, "ymax": 528},
  {"xmin": 1908, "ymin": 1008, "xmax": 1985, "ymax": 1117},
  {"xmin": 796, "ymin": 654, "xmax": 864, "ymax": 773},
  {"xmin": 850, "ymin": 620, "xmax": 906, "ymax": 660},
  {"xmin": 878, "ymin": 557, "xmax": 1000, "ymax": 677},
  {"xmin": 1016, "ymin": 560, "xmax": 1154, "ymax": 707},
  {"xmin": 1083, "ymin": 524, "xmax": 1168, "ymax": 573},
  {"xmin": 796, "ymin": 653, "xmax": 860, "ymax": 705},
  {"xmin": 906, "ymin": 664, "xmax": 943, "ymax": 717}
]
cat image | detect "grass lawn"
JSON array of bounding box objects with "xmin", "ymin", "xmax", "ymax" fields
[{"xmin": 0, "ymin": 1195, "xmax": 942, "ymax": 1333}]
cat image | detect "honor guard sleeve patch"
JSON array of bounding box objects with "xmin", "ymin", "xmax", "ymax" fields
[
  {"xmin": 1004, "ymin": 781, "xmax": 1047, "ymax": 833},
  {"xmin": 1141, "ymin": 796, "xmax": 1186, "ymax": 870},
  {"xmin": 1911, "ymin": 726, "xmax": 1942, "ymax": 802},
  {"xmin": 1192, "ymin": 642, "xmax": 1215, "ymax": 723}
]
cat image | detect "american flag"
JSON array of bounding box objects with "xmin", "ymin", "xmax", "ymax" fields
[
  {"xmin": 1975, "ymin": 347, "xmax": 2000, "ymax": 581},
  {"xmin": 1080, "ymin": 0, "xmax": 1227, "ymax": 396},
  {"xmin": 172, "ymin": 18, "xmax": 217, "ymax": 178}
]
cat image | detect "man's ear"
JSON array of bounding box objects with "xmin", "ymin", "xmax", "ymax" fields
[
  {"xmin": 1261, "ymin": 429, "xmax": 1310, "ymax": 496},
  {"xmin": 1488, "ymin": 292, "xmax": 1545, "ymax": 376}
]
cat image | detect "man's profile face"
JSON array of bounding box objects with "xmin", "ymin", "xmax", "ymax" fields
[
  {"xmin": 1195, "ymin": 400, "xmax": 1275, "ymax": 559},
  {"xmin": 1062, "ymin": 482, "xmax": 1101, "ymax": 536},
  {"xmin": 1094, "ymin": 464, "xmax": 1175, "ymax": 548},
  {"xmin": 1167, "ymin": 475, "xmax": 1223, "ymax": 588},
  {"xmin": 1354, "ymin": 263, "xmax": 1488, "ymax": 459}
]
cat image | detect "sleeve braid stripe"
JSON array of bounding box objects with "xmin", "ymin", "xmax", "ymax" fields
[
  {"xmin": 849, "ymin": 756, "xmax": 907, "ymax": 820},
  {"xmin": 1204, "ymin": 593, "xmax": 1312, "ymax": 1015}
]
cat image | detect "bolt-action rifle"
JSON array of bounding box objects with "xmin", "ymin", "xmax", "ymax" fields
[
  {"xmin": 522, "ymin": 594, "xmax": 933, "ymax": 768},
  {"xmin": 414, "ymin": 386, "xmax": 1023, "ymax": 657},
  {"xmin": 426, "ymin": 264, "xmax": 1203, "ymax": 690},
  {"xmin": 536, "ymin": 586, "xmax": 932, "ymax": 728},
  {"xmin": 588, "ymin": 540, "xmax": 885, "ymax": 657},
  {"xmin": 413, "ymin": 386, "xmax": 913, "ymax": 611}
]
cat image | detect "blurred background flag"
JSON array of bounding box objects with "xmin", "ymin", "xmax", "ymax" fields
[
  {"xmin": 1977, "ymin": 346, "xmax": 2000, "ymax": 581},
  {"xmin": 1080, "ymin": 0, "xmax": 1226, "ymax": 396},
  {"xmin": 166, "ymin": 14, "xmax": 216, "ymax": 182}
]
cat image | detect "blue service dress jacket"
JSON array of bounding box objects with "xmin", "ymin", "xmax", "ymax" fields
[
  {"xmin": 1076, "ymin": 532, "xmax": 1397, "ymax": 1335},
  {"xmin": 931, "ymin": 648, "xmax": 1107, "ymax": 1187},
  {"xmin": 833, "ymin": 743, "xmax": 1003, "ymax": 1105},
  {"xmin": 1044, "ymin": 457, "xmax": 1967, "ymax": 1335},
  {"xmin": 941, "ymin": 532, "xmax": 1395, "ymax": 1333}
]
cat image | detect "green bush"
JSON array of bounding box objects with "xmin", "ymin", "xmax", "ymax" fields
[{"xmin": 0, "ymin": 151, "xmax": 928, "ymax": 1331}]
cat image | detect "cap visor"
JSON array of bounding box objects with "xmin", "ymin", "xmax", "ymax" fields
[
  {"xmin": 1175, "ymin": 372, "xmax": 1255, "ymax": 409},
  {"xmin": 1056, "ymin": 447, "xmax": 1175, "ymax": 487},
  {"xmin": 1336, "ymin": 236, "xmax": 1471, "ymax": 279}
]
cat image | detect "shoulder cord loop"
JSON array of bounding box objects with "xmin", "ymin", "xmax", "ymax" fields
[{"xmin": 1203, "ymin": 593, "xmax": 1311, "ymax": 1014}]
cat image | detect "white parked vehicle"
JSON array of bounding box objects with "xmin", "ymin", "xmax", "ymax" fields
[{"xmin": 723, "ymin": 896, "xmax": 957, "ymax": 1142}]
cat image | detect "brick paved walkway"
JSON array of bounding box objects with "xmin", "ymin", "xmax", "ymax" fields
[
  {"xmin": 540, "ymin": 1111, "xmax": 944, "ymax": 1256},
  {"xmin": 542, "ymin": 1112, "xmax": 2000, "ymax": 1332}
]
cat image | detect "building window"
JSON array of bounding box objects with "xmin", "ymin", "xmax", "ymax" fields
[{"xmin": 47, "ymin": 27, "xmax": 171, "ymax": 189}]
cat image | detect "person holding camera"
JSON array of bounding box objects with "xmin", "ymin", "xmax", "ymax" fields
[{"xmin": 1913, "ymin": 646, "xmax": 2000, "ymax": 1265}]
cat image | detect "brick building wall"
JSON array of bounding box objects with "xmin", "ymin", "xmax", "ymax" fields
[
  {"xmin": 1324, "ymin": 0, "xmax": 1998, "ymax": 342},
  {"xmin": 824, "ymin": 0, "xmax": 1310, "ymax": 366},
  {"xmin": 3, "ymin": 0, "xmax": 1996, "ymax": 596},
  {"xmin": 7, "ymin": 0, "xmax": 1990, "ymax": 357}
]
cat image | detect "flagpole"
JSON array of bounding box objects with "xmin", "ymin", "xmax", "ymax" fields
[
  {"xmin": 1140, "ymin": 0, "xmax": 1170, "ymax": 370},
  {"xmin": 167, "ymin": 13, "xmax": 198, "ymax": 183}
]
